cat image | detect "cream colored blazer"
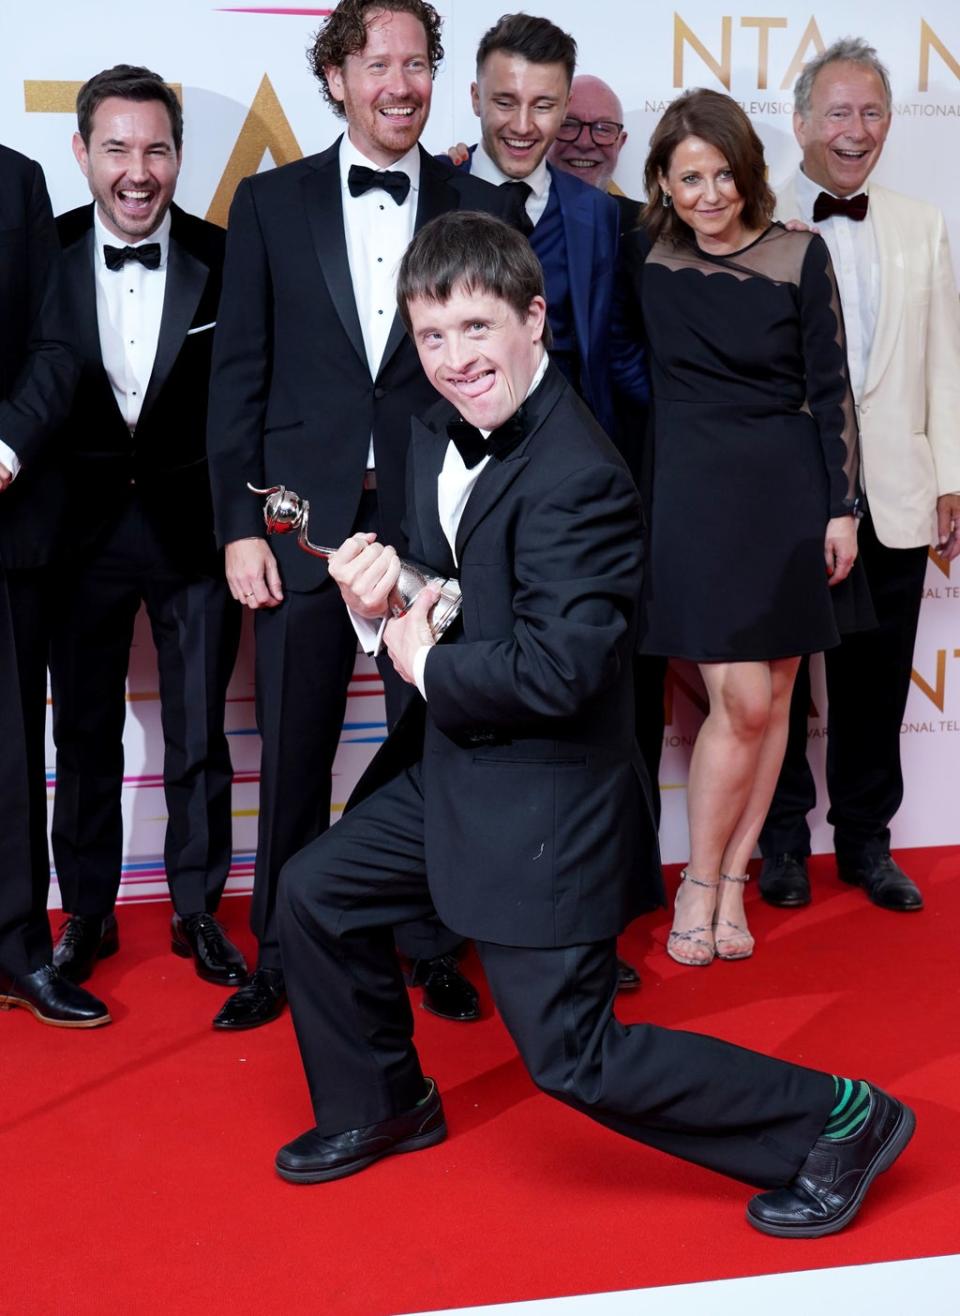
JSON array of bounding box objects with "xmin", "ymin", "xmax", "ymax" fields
[{"xmin": 777, "ymin": 178, "xmax": 960, "ymax": 548}]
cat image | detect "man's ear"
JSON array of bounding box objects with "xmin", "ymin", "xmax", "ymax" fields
[
  {"xmin": 470, "ymin": 81, "xmax": 481, "ymax": 118},
  {"xmin": 326, "ymin": 63, "xmax": 346, "ymax": 106},
  {"xmin": 72, "ymin": 131, "xmax": 90, "ymax": 178}
]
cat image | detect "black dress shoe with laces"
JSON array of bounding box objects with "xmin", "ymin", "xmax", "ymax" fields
[
  {"xmin": 746, "ymin": 1084, "xmax": 915, "ymax": 1238},
  {"xmin": 0, "ymin": 963, "xmax": 111, "ymax": 1027},
  {"xmin": 408, "ymin": 955, "xmax": 480, "ymax": 1021},
  {"xmin": 275, "ymin": 1078, "xmax": 446, "ymax": 1184},
  {"xmin": 212, "ymin": 967, "xmax": 286, "ymax": 1029},
  {"xmin": 616, "ymin": 956, "xmax": 641, "ymax": 991},
  {"xmin": 171, "ymin": 913, "xmax": 248, "ymax": 986},
  {"xmin": 758, "ymin": 853, "xmax": 810, "ymax": 907},
  {"xmin": 53, "ymin": 912, "xmax": 119, "ymax": 984},
  {"xmin": 837, "ymin": 853, "xmax": 924, "ymax": 912}
]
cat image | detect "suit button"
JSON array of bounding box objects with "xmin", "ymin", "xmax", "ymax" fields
[{"xmin": 373, "ymin": 386, "xmax": 385, "ymax": 399}]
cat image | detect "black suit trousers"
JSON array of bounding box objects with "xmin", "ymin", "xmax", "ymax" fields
[
  {"xmin": 0, "ymin": 565, "xmax": 54, "ymax": 974},
  {"xmin": 279, "ymin": 759, "xmax": 833, "ymax": 1188},
  {"xmin": 250, "ymin": 491, "xmax": 460, "ymax": 970},
  {"xmin": 49, "ymin": 493, "xmax": 241, "ymax": 917},
  {"xmin": 760, "ymin": 512, "xmax": 928, "ymax": 860}
]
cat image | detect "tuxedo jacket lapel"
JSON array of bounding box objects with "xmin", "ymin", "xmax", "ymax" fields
[
  {"xmin": 550, "ymin": 166, "xmax": 593, "ymax": 365},
  {"xmin": 139, "ymin": 233, "xmax": 207, "ymax": 421},
  {"xmin": 62, "ymin": 227, "xmax": 126, "ymax": 429},
  {"xmin": 302, "ymin": 142, "xmax": 368, "ymax": 372},
  {"xmin": 411, "ymin": 416, "xmax": 455, "ymax": 577},
  {"xmin": 863, "ymin": 190, "xmax": 904, "ymax": 398}
]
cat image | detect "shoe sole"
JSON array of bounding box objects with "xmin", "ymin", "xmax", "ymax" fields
[
  {"xmin": 746, "ymin": 1097, "xmax": 917, "ymax": 1238},
  {"xmin": 275, "ymin": 1121, "xmax": 448, "ymax": 1184},
  {"xmin": 0, "ymin": 996, "xmax": 111, "ymax": 1028},
  {"xmin": 211, "ymin": 1008, "xmax": 284, "ymax": 1031},
  {"xmin": 759, "ymin": 892, "xmax": 810, "ymax": 908},
  {"xmin": 420, "ymin": 1001, "xmax": 481, "ymax": 1022}
]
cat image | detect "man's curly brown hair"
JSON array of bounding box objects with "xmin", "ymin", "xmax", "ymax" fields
[{"xmin": 308, "ymin": 0, "xmax": 444, "ymax": 118}]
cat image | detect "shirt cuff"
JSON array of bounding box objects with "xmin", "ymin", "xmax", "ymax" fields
[
  {"xmin": 349, "ymin": 609, "xmax": 388, "ymax": 656},
  {"xmin": 413, "ymin": 644, "xmax": 432, "ymax": 700},
  {"xmin": 0, "ymin": 439, "xmax": 21, "ymax": 481}
]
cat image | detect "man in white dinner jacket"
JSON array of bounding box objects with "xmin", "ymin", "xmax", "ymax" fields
[{"xmin": 761, "ymin": 37, "xmax": 960, "ymax": 911}]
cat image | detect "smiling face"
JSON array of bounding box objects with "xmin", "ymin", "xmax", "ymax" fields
[
  {"xmin": 471, "ymin": 51, "xmax": 570, "ymax": 179},
  {"xmin": 325, "ymin": 8, "xmax": 433, "ymax": 166},
  {"xmin": 795, "ymin": 60, "xmax": 890, "ymax": 197},
  {"xmin": 73, "ymin": 96, "xmax": 180, "ymax": 242},
  {"xmin": 659, "ymin": 135, "xmax": 747, "ymax": 253},
  {"xmin": 408, "ymin": 285, "xmax": 546, "ymax": 430},
  {"xmin": 548, "ymin": 75, "xmax": 626, "ymax": 190}
]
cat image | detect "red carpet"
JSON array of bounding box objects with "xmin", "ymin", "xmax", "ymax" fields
[{"xmin": 3, "ymin": 846, "xmax": 958, "ymax": 1315}]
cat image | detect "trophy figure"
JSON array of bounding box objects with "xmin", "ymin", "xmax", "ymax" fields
[{"xmin": 247, "ymin": 483, "xmax": 462, "ymax": 640}]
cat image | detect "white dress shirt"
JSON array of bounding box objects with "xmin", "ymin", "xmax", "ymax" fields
[
  {"xmin": 339, "ymin": 134, "xmax": 421, "ymax": 468},
  {"xmin": 94, "ymin": 209, "xmax": 170, "ymax": 431},
  {"xmin": 794, "ymin": 167, "xmax": 879, "ymax": 405},
  {"xmin": 469, "ymin": 140, "xmax": 551, "ymax": 230}
]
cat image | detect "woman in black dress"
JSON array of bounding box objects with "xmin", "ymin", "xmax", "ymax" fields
[{"xmin": 622, "ymin": 90, "xmax": 861, "ymax": 965}]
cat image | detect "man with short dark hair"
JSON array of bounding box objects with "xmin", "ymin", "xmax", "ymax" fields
[
  {"xmin": 272, "ymin": 211, "xmax": 915, "ymax": 1241},
  {"xmin": 760, "ymin": 39, "xmax": 960, "ymax": 911},
  {"xmin": 207, "ymin": 0, "xmax": 513, "ymax": 1029},
  {"xmin": 48, "ymin": 64, "xmax": 245, "ymax": 993},
  {"xmin": 0, "ymin": 145, "xmax": 109, "ymax": 1027},
  {"xmin": 450, "ymin": 14, "xmax": 646, "ymax": 439}
]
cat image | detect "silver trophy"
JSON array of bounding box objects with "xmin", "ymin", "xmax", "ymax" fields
[{"xmin": 247, "ymin": 483, "xmax": 462, "ymax": 640}]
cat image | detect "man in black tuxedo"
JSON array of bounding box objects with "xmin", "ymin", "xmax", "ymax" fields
[
  {"xmin": 48, "ymin": 66, "xmax": 245, "ymax": 993},
  {"xmin": 273, "ymin": 212, "xmax": 914, "ymax": 1239},
  {"xmin": 0, "ymin": 144, "xmax": 111, "ymax": 1028},
  {"xmin": 208, "ymin": 0, "xmax": 513, "ymax": 1030}
]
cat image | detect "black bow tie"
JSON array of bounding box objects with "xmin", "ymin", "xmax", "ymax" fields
[
  {"xmin": 447, "ymin": 405, "xmax": 529, "ymax": 470},
  {"xmin": 499, "ymin": 179, "xmax": 534, "ymax": 237},
  {"xmin": 104, "ymin": 242, "xmax": 162, "ymax": 271},
  {"xmin": 812, "ymin": 191, "xmax": 869, "ymax": 223},
  {"xmin": 348, "ymin": 163, "xmax": 411, "ymax": 205}
]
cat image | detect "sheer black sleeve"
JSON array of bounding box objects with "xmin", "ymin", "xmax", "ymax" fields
[{"xmin": 797, "ymin": 235, "xmax": 862, "ymax": 517}]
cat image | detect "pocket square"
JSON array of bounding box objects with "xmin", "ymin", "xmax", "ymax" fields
[{"xmin": 186, "ymin": 321, "xmax": 216, "ymax": 336}]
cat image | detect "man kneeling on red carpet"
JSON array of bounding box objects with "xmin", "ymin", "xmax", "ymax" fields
[{"xmin": 274, "ymin": 210, "xmax": 914, "ymax": 1237}]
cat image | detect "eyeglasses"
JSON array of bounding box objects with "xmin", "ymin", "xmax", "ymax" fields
[{"xmin": 555, "ymin": 117, "xmax": 624, "ymax": 146}]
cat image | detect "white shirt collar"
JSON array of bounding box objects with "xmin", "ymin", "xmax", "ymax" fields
[
  {"xmin": 470, "ymin": 139, "xmax": 550, "ymax": 203},
  {"xmin": 795, "ymin": 165, "xmax": 872, "ymax": 220},
  {"xmin": 338, "ymin": 133, "xmax": 422, "ymax": 197},
  {"xmin": 94, "ymin": 207, "xmax": 171, "ymax": 269}
]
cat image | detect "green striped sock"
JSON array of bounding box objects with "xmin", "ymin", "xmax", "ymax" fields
[{"xmin": 823, "ymin": 1077, "xmax": 872, "ymax": 1139}]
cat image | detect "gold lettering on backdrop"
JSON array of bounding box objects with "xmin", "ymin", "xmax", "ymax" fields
[
  {"xmin": 673, "ymin": 14, "xmax": 733, "ymax": 89},
  {"xmin": 206, "ymin": 75, "xmax": 302, "ymax": 228},
  {"xmin": 919, "ymin": 20, "xmax": 960, "ymax": 93},
  {"xmin": 779, "ymin": 17, "xmax": 825, "ymax": 91},
  {"xmin": 910, "ymin": 650, "xmax": 947, "ymax": 711},
  {"xmin": 928, "ymin": 547, "xmax": 951, "ymax": 578},
  {"xmin": 25, "ymin": 81, "xmax": 183, "ymax": 113},
  {"xmin": 741, "ymin": 17, "xmax": 788, "ymax": 90}
]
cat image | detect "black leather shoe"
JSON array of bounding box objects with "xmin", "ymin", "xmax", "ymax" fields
[
  {"xmin": 172, "ymin": 913, "xmax": 248, "ymax": 986},
  {"xmin": 758, "ymin": 853, "xmax": 810, "ymax": 907},
  {"xmin": 837, "ymin": 854, "xmax": 924, "ymax": 911},
  {"xmin": 409, "ymin": 955, "xmax": 480, "ymax": 1021},
  {"xmin": 616, "ymin": 956, "xmax": 641, "ymax": 991},
  {"xmin": 275, "ymin": 1078, "xmax": 446, "ymax": 1184},
  {"xmin": 0, "ymin": 963, "xmax": 111, "ymax": 1028},
  {"xmin": 53, "ymin": 912, "xmax": 119, "ymax": 984},
  {"xmin": 212, "ymin": 967, "xmax": 285, "ymax": 1030},
  {"xmin": 746, "ymin": 1084, "xmax": 915, "ymax": 1238}
]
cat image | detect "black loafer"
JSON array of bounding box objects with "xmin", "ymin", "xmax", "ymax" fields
[
  {"xmin": 275, "ymin": 1078, "xmax": 446, "ymax": 1184},
  {"xmin": 616, "ymin": 956, "xmax": 641, "ymax": 991},
  {"xmin": 53, "ymin": 912, "xmax": 119, "ymax": 984},
  {"xmin": 212, "ymin": 967, "xmax": 286, "ymax": 1030},
  {"xmin": 837, "ymin": 854, "xmax": 924, "ymax": 912},
  {"xmin": 409, "ymin": 955, "xmax": 480, "ymax": 1021},
  {"xmin": 0, "ymin": 963, "xmax": 111, "ymax": 1028},
  {"xmin": 758, "ymin": 854, "xmax": 810, "ymax": 907},
  {"xmin": 746, "ymin": 1084, "xmax": 915, "ymax": 1238},
  {"xmin": 171, "ymin": 913, "xmax": 249, "ymax": 986}
]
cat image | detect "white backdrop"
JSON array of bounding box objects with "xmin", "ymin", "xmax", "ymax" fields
[{"xmin": 2, "ymin": 1, "xmax": 957, "ymax": 899}]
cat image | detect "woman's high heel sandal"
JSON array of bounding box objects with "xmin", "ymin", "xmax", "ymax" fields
[
  {"xmin": 666, "ymin": 869, "xmax": 719, "ymax": 967},
  {"xmin": 714, "ymin": 873, "xmax": 755, "ymax": 961}
]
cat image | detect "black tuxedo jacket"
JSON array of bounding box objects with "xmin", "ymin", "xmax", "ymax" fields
[
  {"xmin": 0, "ymin": 146, "xmax": 77, "ymax": 569},
  {"xmin": 353, "ymin": 364, "xmax": 664, "ymax": 947},
  {"xmin": 207, "ymin": 139, "xmax": 512, "ymax": 592},
  {"xmin": 55, "ymin": 202, "xmax": 224, "ymax": 572}
]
